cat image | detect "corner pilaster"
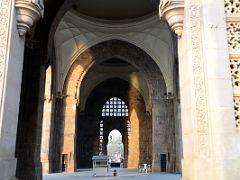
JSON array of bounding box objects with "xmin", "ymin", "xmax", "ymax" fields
[
  {"xmin": 0, "ymin": 0, "xmax": 26, "ymax": 179},
  {"xmin": 177, "ymin": 0, "xmax": 240, "ymax": 179}
]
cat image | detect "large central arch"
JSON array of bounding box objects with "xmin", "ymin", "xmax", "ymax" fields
[
  {"xmin": 10, "ymin": 0, "xmax": 239, "ymax": 180},
  {"xmin": 52, "ymin": 39, "xmax": 178, "ymax": 172}
]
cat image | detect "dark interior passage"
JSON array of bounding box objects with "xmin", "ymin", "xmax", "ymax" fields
[{"xmin": 76, "ymin": 78, "xmax": 152, "ymax": 169}]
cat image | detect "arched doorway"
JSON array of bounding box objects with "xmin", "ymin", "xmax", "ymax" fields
[
  {"xmin": 76, "ymin": 77, "xmax": 153, "ymax": 169},
  {"xmin": 51, "ymin": 39, "xmax": 179, "ymax": 173},
  {"xmin": 5, "ymin": 0, "xmax": 237, "ymax": 179},
  {"xmin": 107, "ymin": 129, "xmax": 124, "ymax": 167},
  {"xmin": 99, "ymin": 97, "xmax": 129, "ymax": 155},
  {"xmin": 15, "ymin": 0, "xmax": 179, "ymax": 177}
]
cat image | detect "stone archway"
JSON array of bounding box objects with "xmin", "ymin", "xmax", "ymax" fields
[
  {"xmin": 56, "ymin": 40, "xmax": 177, "ymax": 172},
  {"xmin": 76, "ymin": 78, "xmax": 151, "ymax": 169},
  {"xmin": 107, "ymin": 129, "xmax": 124, "ymax": 164},
  {"xmin": 0, "ymin": 0, "xmax": 238, "ymax": 180}
]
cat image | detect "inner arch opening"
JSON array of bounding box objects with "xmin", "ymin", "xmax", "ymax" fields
[{"xmin": 107, "ymin": 129, "xmax": 124, "ymax": 167}]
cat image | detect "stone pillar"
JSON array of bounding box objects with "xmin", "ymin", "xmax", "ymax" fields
[
  {"xmin": 159, "ymin": 0, "xmax": 184, "ymax": 174},
  {"xmin": 0, "ymin": 1, "xmax": 43, "ymax": 179},
  {"xmin": 128, "ymin": 108, "xmax": 140, "ymax": 168},
  {"xmin": 182, "ymin": 0, "xmax": 240, "ymax": 179},
  {"xmin": 161, "ymin": 0, "xmax": 240, "ymax": 179},
  {"xmin": 41, "ymin": 66, "xmax": 52, "ymax": 174},
  {"xmin": 166, "ymin": 96, "xmax": 177, "ymax": 173},
  {"xmin": 50, "ymin": 96, "xmax": 64, "ymax": 173},
  {"xmin": 174, "ymin": 97, "xmax": 183, "ymax": 173},
  {"xmin": 0, "ymin": 1, "xmax": 24, "ymax": 179},
  {"xmin": 62, "ymin": 97, "xmax": 78, "ymax": 172},
  {"xmin": 152, "ymin": 100, "xmax": 168, "ymax": 172}
]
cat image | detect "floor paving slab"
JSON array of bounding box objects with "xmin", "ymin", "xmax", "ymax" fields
[{"xmin": 43, "ymin": 169, "xmax": 181, "ymax": 180}]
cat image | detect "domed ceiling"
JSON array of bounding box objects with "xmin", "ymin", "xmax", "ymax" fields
[{"xmin": 73, "ymin": 0, "xmax": 157, "ymax": 20}]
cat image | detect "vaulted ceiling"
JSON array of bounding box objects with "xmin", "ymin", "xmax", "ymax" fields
[{"xmin": 73, "ymin": 0, "xmax": 157, "ymax": 20}]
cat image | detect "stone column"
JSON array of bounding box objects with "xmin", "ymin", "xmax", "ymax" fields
[
  {"xmin": 152, "ymin": 100, "xmax": 168, "ymax": 172},
  {"xmin": 62, "ymin": 97, "xmax": 78, "ymax": 172},
  {"xmin": 41, "ymin": 66, "xmax": 52, "ymax": 174},
  {"xmin": 166, "ymin": 96, "xmax": 177, "ymax": 173},
  {"xmin": 174, "ymin": 97, "xmax": 183, "ymax": 173},
  {"xmin": 0, "ymin": 1, "xmax": 42, "ymax": 179},
  {"xmin": 50, "ymin": 95, "xmax": 64, "ymax": 172},
  {"xmin": 0, "ymin": 1, "xmax": 24, "ymax": 179},
  {"xmin": 161, "ymin": 0, "xmax": 240, "ymax": 179}
]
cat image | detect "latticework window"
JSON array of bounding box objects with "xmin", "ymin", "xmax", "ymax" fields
[
  {"xmin": 99, "ymin": 120, "xmax": 104, "ymax": 154},
  {"xmin": 102, "ymin": 97, "xmax": 128, "ymax": 117},
  {"xmin": 225, "ymin": 0, "xmax": 240, "ymax": 129}
]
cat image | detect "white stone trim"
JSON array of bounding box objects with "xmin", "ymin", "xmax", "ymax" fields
[{"xmin": 188, "ymin": 0, "xmax": 209, "ymax": 157}]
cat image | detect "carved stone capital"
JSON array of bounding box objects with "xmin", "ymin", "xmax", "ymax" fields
[
  {"xmin": 56, "ymin": 92, "xmax": 67, "ymax": 99},
  {"xmin": 15, "ymin": 0, "xmax": 44, "ymax": 36},
  {"xmin": 44, "ymin": 95, "xmax": 52, "ymax": 103},
  {"xmin": 159, "ymin": 0, "xmax": 184, "ymax": 37}
]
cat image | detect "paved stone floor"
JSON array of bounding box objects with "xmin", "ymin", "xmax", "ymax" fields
[{"xmin": 43, "ymin": 169, "xmax": 181, "ymax": 180}]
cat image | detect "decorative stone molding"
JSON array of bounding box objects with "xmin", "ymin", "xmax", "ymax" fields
[
  {"xmin": 159, "ymin": 0, "xmax": 184, "ymax": 37},
  {"xmin": 188, "ymin": 0, "xmax": 209, "ymax": 157},
  {"xmin": 15, "ymin": 0, "xmax": 44, "ymax": 36},
  {"xmin": 233, "ymin": 96, "xmax": 240, "ymax": 128},
  {"xmin": 225, "ymin": 0, "xmax": 240, "ymax": 15},
  {"xmin": 230, "ymin": 57, "xmax": 240, "ymax": 89},
  {"xmin": 0, "ymin": 0, "xmax": 11, "ymax": 117},
  {"xmin": 226, "ymin": 22, "xmax": 240, "ymax": 52}
]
